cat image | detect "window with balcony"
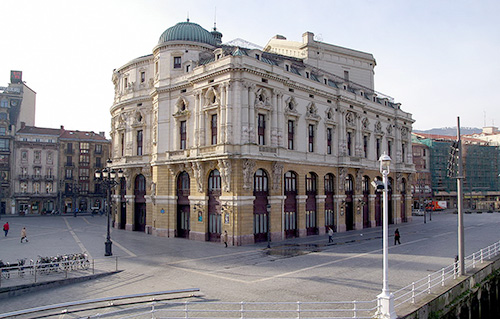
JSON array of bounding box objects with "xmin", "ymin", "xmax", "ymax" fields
[
  {"xmin": 66, "ymin": 156, "xmax": 73, "ymax": 166},
  {"xmin": 79, "ymin": 168, "xmax": 89, "ymax": 180},
  {"xmin": 34, "ymin": 150, "xmax": 41, "ymax": 164},
  {"xmin": 79, "ymin": 154, "xmax": 90, "ymax": 166},
  {"xmin": 95, "ymin": 157, "xmax": 102, "ymax": 168},
  {"xmin": 0, "ymin": 139, "xmax": 9, "ymax": 151},
  {"xmin": 80, "ymin": 142, "xmax": 89, "ymax": 154},
  {"xmin": 0, "ymin": 127, "xmax": 6, "ymax": 136},
  {"xmin": 20, "ymin": 182, "xmax": 27, "ymax": 193},
  {"xmin": 66, "ymin": 143, "xmax": 73, "ymax": 154},
  {"xmin": 46, "ymin": 182, "xmax": 53, "ymax": 193},
  {"xmin": 65, "ymin": 168, "xmax": 73, "ymax": 179},
  {"xmin": 95, "ymin": 144, "xmax": 102, "ymax": 154},
  {"xmin": 33, "ymin": 182, "xmax": 40, "ymax": 194}
]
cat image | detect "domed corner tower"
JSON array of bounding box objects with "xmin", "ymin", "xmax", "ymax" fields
[{"xmin": 153, "ymin": 20, "xmax": 222, "ymax": 83}]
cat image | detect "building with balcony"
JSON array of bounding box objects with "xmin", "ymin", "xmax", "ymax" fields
[
  {"xmin": 0, "ymin": 71, "xmax": 36, "ymax": 215},
  {"xmin": 58, "ymin": 128, "xmax": 111, "ymax": 214},
  {"xmin": 109, "ymin": 20, "xmax": 415, "ymax": 245},
  {"xmin": 410, "ymin": 137, "xmax": 432, "ymax": 210},
  {"xmin": 13, "ymin": 124, "xmax": 60, "ymax": 214}
]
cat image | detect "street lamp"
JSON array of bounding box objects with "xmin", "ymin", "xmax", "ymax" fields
[
  {"xmin": 266, "ymin": 204, "xmax": 271, "ymax": 249},
  {"xmin": 377, "ymin": 152, "xmax": 396, "ymax": 319},
  {"xmin": 95, "ymin": 159, "xmax": 123, "ymax": 256}
]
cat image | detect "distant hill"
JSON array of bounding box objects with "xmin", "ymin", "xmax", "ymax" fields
[{"xmin": 414, "ymin": 127, "xmax": 482, "ymax": 136}]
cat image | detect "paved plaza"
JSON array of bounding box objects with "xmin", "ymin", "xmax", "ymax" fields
[{"xmin": 1, "ymin": 211, "xmax": 500, "ymax": 315}]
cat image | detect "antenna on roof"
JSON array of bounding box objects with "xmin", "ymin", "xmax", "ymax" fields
[{"xmin": 213, "ymin": 6, "xmax": 217, "ymax": 30}]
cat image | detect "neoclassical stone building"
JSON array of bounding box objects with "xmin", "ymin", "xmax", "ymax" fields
[{"xmin": 109, "ymin": 20, "xmax": 415, "ymax": 245}]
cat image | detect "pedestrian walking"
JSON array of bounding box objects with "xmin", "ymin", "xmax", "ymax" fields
[
  {"xmin": 3, "ymin": 222, "xmax": 9, "ymax": 236},
  {"xmin": 328, "ymin": 227, "xmax": 334, "ymax": 243},
  {"xmin": 394, "ymin": 228, "xmax": 401, "ymax": 245},
  {"xmin": 20, "ymin": 227, "xmax": 28, "ymax": 243},
  {"xmin": 222, "ymin": 230, "xmax": 228, "ymax": 248}
]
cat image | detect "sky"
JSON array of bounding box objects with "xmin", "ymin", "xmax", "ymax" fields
[{"xmin": 1, "ymin": 0, "xmax": 499, "ymax": 135}]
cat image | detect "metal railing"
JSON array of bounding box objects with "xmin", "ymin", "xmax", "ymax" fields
[
  {"xmin": 0, "ymin": 295, "xmax": 378, "ymax": 319},
  {"xmin": 393, "ymin": 240, "xmax": 500, "ymax": 309}
]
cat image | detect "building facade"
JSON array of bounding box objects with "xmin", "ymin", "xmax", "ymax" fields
[
  {"xmin": 413, "ymin": 133, "xmax": 500, "ymax": 211},
  {"xmin": 0, "ymin": 71, "xmax": 36, "ymax": 215},
  {"xmin": 410, "ymin": 139, "xmax": 432, "ymax": 210},
  {"xmin": 109, "ymin": 21, "xmax": 415, "ymax": 245},
  {"xmin": 58, "ymin": 129, "xmax": 111, "ymax": 214},
  {"xmin": 13, "ymin": 125, "xmax": 60, "ymax": 214}
]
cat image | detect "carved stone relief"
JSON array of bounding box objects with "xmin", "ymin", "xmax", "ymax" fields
[
  {"xmin": 272, "ymin": 162, "xmax": 284, "ymax": 191},
  {"xmin": 191, "ymin": 162, "xmax": 205, "ymax": 193},
  {"xmin": 242, "ymin": 159, "xmax": 256, "ymax": 190},
  {"xmin": 218, "ymin": 159, "xmax": 232, "ymax": 192}
]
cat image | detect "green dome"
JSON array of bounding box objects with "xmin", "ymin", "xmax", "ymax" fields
[{"xmin": 158, "ymin": 21, "xmax": 217, "ymax": 46}]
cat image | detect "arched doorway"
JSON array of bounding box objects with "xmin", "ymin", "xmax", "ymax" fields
[
  {"xmin": 253, "ymin": 169, "xmax": 269, "ymax": 243},
  {"xmin": 207, "ymin": 170, "xmax": 221, "ymax": 242},
  {"xmin": 324, "ymin": 174, "xmax": 335, "ymax": 232},
  {"xmin": 306, "ymin": 172, "xmax": 318, "ymax": 236},
  {"xmin": 119, "ymin": 178, "xmax": 126, "ymax": 229},
  {"xmin": 362, "ymin": 176, "xmax": 370, "ymax": 229},
  {"xmin": 177, "ymin": 171, "xmax": 190, "ymax": 238},
  {"xmin": 375, "ymin": 176, "xmax": 382, "ymax": 227},
  {"xmin": 345, "ymin": 174, "xmax": 354, "ymax": 231},
  {"xmin": 284, "ymin": 171, "xmax": 298, "ymax": 238},
  {"xmin": 401, "ymin": 178, "xmax": 407, "ymax": 223},
  {"xmin": 134, "ymin": 174, "xmax": 146, "ymax": 232}
]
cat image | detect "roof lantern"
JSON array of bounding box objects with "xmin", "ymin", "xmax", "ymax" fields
[{"xmin": 158, "ymin": 20, "xmax": 219, "ymax": 46}]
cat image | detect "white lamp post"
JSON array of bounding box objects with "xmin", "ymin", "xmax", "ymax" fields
[{"xmin": 377, "ymin": 152, "xmax": 396, "ymax": 319}]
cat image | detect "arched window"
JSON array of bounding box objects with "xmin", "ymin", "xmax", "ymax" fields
[
  {"xmin": 345, "ymin": 175, "xmax": 354, "ymax": 192},
  {"xmin": 254, "ymin": 169, "xmax": 268, "ymax": 192},
  {"xmin": 208, "ymin": 170, "xmax": 221, "ymax": 190},
  {"xmin": 284, "ymin": 171, "xmax": 297, "ymax": 192}
]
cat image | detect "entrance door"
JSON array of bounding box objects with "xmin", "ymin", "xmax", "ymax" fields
[
  {"xmin": 345, "ymin": 175, "xmax": 354, "ymax": 231},
  {"xmin": 134, "ymin": 174, "xmax": 146, "ymax": 232},
  {"xmin": 253, "ymin": 169, "xmax": 269, "ymax": 243},
  {"xmin": 284, "ymin": 171, "xmax": 298, "ymax": 238},
  {"xmin": 177, "ymin": 171, "xmax": 190, "ymax": 238},
  {"xmin": 208, "ymin": 170, "xmax": 221, "ymax": 242},
  {"xmin": 305, "ymin": 173, "xmax": 318, "ymax": 236}
]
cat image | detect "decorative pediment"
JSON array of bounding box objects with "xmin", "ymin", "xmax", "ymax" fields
[
  {"xmin": 254, "ymin": 88, "xmax": 271, "ymax": 111},
  {"xmin": 285, "ymin": 96, "xmax": 300, "ymax": 118},
  {"xmin": 305, "ymin": 102, "xmax": 320, "ymax": 122},
  {"xmin": 173, "ymin": 97, "xmax": 191, "ymax": 119},
  {"xmin": 131, "ymin": 110, "xmax": 145, "ymax": 128},
  {"xmin": 362, "ymin": 117, "xmax": 370, "ymax": 131},
  {"xmin": 204, "ymin": 87, "xmax": 220, "ymax": 108},
  {"xmin": 324, "ymin": 106, "xmax": 336, "ymax": 125},
  {"xmin": 345, "ymin": 111, "xmax": 356, "ymax": 127},
  {"xmin": 374, "ymin": 121, "xmax": 383, "ymax": 134}
]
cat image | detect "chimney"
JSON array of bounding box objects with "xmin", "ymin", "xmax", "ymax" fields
[
  {"xmin": 99, "ymin": 131, "xmax": 106, "ymax": 138},
  {"xmin": 60, "ymin": 125, "xmax": 64, "ymax": 130}
]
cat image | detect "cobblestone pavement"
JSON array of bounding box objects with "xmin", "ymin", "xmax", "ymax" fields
[{"xmin": 1, "ymin": 211, "xmax": 499, "ymax": 315}]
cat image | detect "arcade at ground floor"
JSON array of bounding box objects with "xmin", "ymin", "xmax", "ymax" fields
[{"xmin": 111, "ymin": 158, "xmax": 413, "ymax": 245}]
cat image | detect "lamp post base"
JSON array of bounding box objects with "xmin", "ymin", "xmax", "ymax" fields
[
  {"xmin": 105, "ymin": 240, "xmax": 113, "ymax": 256},
  {"xmin": 376, "ymin": 292, "xmax": 396, "ymax": 319}
]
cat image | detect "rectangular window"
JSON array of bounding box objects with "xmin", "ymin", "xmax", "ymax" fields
[
  {"xmin": 95, "ymin": 157, "xmax": 101, "ymax": 168},
  {"xmin": 34, "ymin": 150, "xmax": 41, "ymax": 163},
  {"xmin": 344, "ymin": 70, "xmax": 349, "ymax": 81},
  {"xmin": 0, "ymin": 127, "xmax": 5, "ymax": 135},
  {"xmin": 21, "ymin": 150, "xmax": 28, "ymax": 162},
  {"xmin": 173, "ymin": 56, "xmax": 182, "ymax": 69},
  {"xmin": 288, "ymin": 120, "xmax": 294, "ymax": 150},
  {"xmin": 211, "ymin": 114, "xmax": 217, "ymax": 145},
  {"xmin": 285, "ymin": 65, "xmax": 290, "ymax": 72},
  {"xmin": 347, "ymin": 132, "xmax": 352, "ymax": 156},
  {"xmin": 137, "ymin": 130, "xmax": 143, "ymax": 155},
  {"xmin": 65, "ymin": 169, "xmax": 73, "ymax": 179},
  {"xmin": 258, "ymin": 114, "xmax": 266, "ymax": 145},
  {"xmin": 308, "ymin": 124, "xmax": 315, "ymax": 152},
  {"xmin": 67, "ymin": 143, "xmax": 73, "ymax": 154},
  {"xmin": 79, "ymin": 168, "xmax": 89, "ymax": 180},
  {"xmin": 124, "ymin": 77, "xmax": 128, "ymax": 89},
  {"xmin": 327, "ymin": 128, "xmax": 332, "ymax": 154},
  {"xmin": 0, "ymin": 139, "xmax": 8, "ymax": 151},
  {"xmin": 180, "ymin": 121, "xmax": 187, "ymax": 150},
  {"xmin": 402, "ymin": 143, "xmax": 406, "ymax": 163},
  {"xmin": 80, "ymin": 142, "xmax": 89, "ymax": 154},
  {"xmin": 95, "ymin": 144, "xmax": 102, "ymax": 154},
  {"xmin": 155, "ymin": 61, "xmax": 159, "ymax": 74},
  {"xmin": 121, "ymin": 133, "xmax": 125, "ymax": 156},
  {"xmin": 79, "ymin": 154, "xmax": 90, "ymax": 166},
  {"xmin": 66, "ymin": 156, "xmax": 72, "ymax": 166},
  {"xmin": 376, "ymin": 138, "xmax": 381, "ymax": 159},
  {"xmin": 363, "ymin": 135, "xmax": 368, "ymax": 158},
  {"xmin": 186, "ymin": 65, "xmax": 190, "ymax": 72},
  {"xmin": 140, "ymin": 72, "xmax": 145, "ymax": 83},
  {"xmin": 388, "ymin": 140, "xmax": 392, "ymax": 158}
]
